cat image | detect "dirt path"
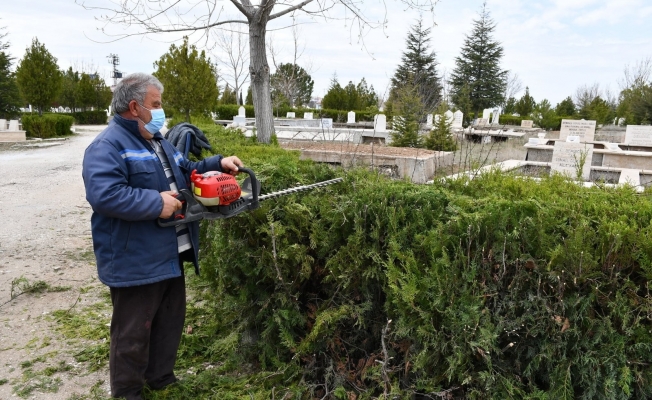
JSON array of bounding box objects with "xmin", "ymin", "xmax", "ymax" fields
[{"xmin": 0, "ymin": 129, "xmax": 110, "ymax": 399}]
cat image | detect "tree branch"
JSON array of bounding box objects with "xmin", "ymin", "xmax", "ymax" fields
[{"xmin": 269, "ymin": 0, "xmax": 316, "ymax": 20}]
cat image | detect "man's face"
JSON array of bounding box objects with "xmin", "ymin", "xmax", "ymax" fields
[{"xmin": 130, "ymin": 86, "xmax": 162, "ymax": 139}]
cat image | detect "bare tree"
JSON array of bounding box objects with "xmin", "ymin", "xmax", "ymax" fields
[
  {"xmin": 503, "ymin": 71, "xmax": 523, "ymax": 103},
  {"xmin": 213, "ymin": 23, "xmax": 249, "ymax": 105},
  {"xmin": 621, "ymin": 56, "xmax": 652, "ymax": 89},
  {"xmin": 268, "ymin": 24, "xmax": 314, "ymax": 108},
  {"xmin": 77, "ymin": 0, "xmax": 438, "ymax": 143},
  {"xmin": 574, "ymin": 82, "xmax": 601, "ymax": 112}
]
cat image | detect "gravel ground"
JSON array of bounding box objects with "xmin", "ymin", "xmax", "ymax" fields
[{"xmin": 0, "ymin": 129, "xmax": 110, "ymax": 399}]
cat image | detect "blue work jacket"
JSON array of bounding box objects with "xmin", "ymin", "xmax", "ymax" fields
[{"xmin": 82, "ymin": 115, "xmax": 223, "ymax": 287}]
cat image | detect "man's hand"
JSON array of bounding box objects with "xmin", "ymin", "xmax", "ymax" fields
[
  {"xmin": 221, "ymin": 155, "xmax": 244, "ymax": 175},
  {"xmin": 159, "ymin": 191, "xmax": 182, "ymax": 219}
]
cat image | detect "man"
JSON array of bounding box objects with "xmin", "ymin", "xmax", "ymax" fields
[{"xmin": 82, "ymin": 73, "xmax": 242, "ymax": 400}]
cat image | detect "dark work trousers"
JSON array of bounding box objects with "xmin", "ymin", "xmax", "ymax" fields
[{"xmin": 109, "ymin": 273, "xmax": 186, "ymax": 400}]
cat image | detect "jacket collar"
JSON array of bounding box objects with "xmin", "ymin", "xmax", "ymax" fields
[{"xmin": 112, "ymin": 114, "xmax": 164, "ymax": 141}]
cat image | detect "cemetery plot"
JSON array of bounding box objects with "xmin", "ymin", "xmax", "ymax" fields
[
  {"xmin": 559, "ymin": 119, "xmax": 596, "ymax": 142},
  {"xmin": 624, "ymin": 125, "xmax": 652, "ymax": 146},
  {"xmin": 551, "ymin": 141, "xmax": 593, "ymax": 180}
]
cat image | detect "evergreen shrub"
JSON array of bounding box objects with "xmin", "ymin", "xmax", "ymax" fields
[
  {"xmin": 194, "ymin": 125, "xmax": 652, "ymax": 398},
  {"xmin": 499, "ymin": 114, "xmax": 524, "ymax": 125},
  {"xmin": 21, "ymin": 114, "xmax": 74, "ymax": 138},
  {"xmin": 70, "ymin": 110, "xmax": 107, "ymax": 125}
]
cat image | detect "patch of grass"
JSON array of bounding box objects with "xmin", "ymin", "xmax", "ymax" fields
[
  {"xmin": 6, "ymin": 276, "xmax": 71, "ymax": 304},
  {"xmin": 0, "ymin": 378, "xmax": 8, "ymax": 385},
  {"xmin": 66, "ymin": 379, "xmax": 110, "ymax": 400},
  {"xmin": 51, "ymin": 301, "xmax": 111, "ymax": 372},
  {"xmin": 12, "ymin": 360, "xmax": 70, "ymax": 398},
  {"xmin": 64, "ymin": 248, "xmax": 96, "ymax": 264}
]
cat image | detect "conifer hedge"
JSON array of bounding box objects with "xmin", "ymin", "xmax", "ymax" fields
[{"xmin": 194, "ymin": 125, "xmax": 652, "ymax": 399}]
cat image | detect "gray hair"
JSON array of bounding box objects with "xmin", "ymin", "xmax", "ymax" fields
[{"xmin": 111, "ymin": 73, "xmax": 164, "ymax": 114}]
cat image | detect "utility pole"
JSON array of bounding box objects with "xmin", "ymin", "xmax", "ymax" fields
[{"xmin": 107, "ymin": 53, "xmax": 122, "ymax": 87}]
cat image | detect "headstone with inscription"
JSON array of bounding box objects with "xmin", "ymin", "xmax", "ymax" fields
[
  {"xmin": 551, "ymin": 141, "xmax": 593, "ymax": 180},
  {"xmin": 491, "ymin": 108, "xmax": 500, "ymax": 124},
  {"xmin": 238, "ymin": 106, "xmax": 246, "ymax": 117},
  {"xmin": 452, "ymin": 111, "xmax": 463, "ymax": 128},
  {"xmin": 624, "ymin": 125, "xmax": 652, "ymax": 146},
  {"xmin": 304, "ymin": 112, "xmax": 313, "ymax": 120},
  {"xmin": 559, "ymin": 119, "xmax": 596, "ymax": 142},
  {"xmin": 426, "ymin": 114, "xmax": 433, "ymax": 128},
  {"xmin": 321, "ymin": 118, "xmax": 333, "ymax": 129},
  {"xmin": 521, "ymin": 120, "xmax": 534, "ymax": 128},
  {"xmin": 347, "ymin": 111, "xmax": 355, "ymax": 124},
  {"xmin": 475, "ymin": 118, "xmax": 489, "ymax": 126},
  {"xmin": 286, "ymin": 112, "xmax": 295, "ymax": 118},
  {"xmin": 374, "ymin": 114, "xmax": 387, "ymax": 132}
]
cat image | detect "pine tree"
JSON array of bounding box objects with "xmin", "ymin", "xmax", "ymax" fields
[
  {"xmin": 555, "ymin": 96, "xmax": 576, "ymax": 117},
  {"xmin": 388, "ymin": 18, "xmax": 441, "ymax": 113},
  {"xmin": 450, "ymin": 2, "xmax": 507, "ymax": 118},
  {"xmin": 424, "ymin": 109, "xmax": 457, "ymax": 151},
  {"xmin": 153, "ymin": 37, "xmax": 219, "ymax": 123},
  {"xmin": 0, "ymin": 28, "xmax": 22, "ymax": 119},
  {"xmin": 514, "ymin": 86, "xmax": 536, "ymax": 117},
  {"xmin": 390, "ymin": 83, "xmax": 423, "ymax": 148},
  {"xmin": 15, "ymin": 38, "xmax": 62, "ymax": 116},
  {"xmin": 322, "ymin": 74, "xmax": 347, "ymax": 110}
]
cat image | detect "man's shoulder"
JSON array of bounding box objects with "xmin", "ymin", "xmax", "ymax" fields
[{"xmin": 90, "ymin": 121, "xmax": 139, "ymax": 150}]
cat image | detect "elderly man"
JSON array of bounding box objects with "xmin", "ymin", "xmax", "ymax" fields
[{"xmin": 82, "ymin": 73, "xmax": 242, "ymax": 400}]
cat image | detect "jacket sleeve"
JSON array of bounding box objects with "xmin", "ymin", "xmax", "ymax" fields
[
  {"xmin": 181, "ymin": 154, "xmax": 224, "ymax": 174},
  {"xmin": 82, "ymin": 139, "xmax": 163, "ymax": 221}
]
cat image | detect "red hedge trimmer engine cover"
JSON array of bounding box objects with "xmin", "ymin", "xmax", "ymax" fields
[{"xmin": 190, "ymin": 170, "xmax": 241, "ymax": 206}]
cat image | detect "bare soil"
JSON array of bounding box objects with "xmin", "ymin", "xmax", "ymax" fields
[{"xmin": 0, "ymin": 131, "xmax": 110, "ymax": 399}]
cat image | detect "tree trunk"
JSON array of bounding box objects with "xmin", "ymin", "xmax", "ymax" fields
[{"xmin": 248, "ymin": 16, "xmax": 274, "ymax": 143}]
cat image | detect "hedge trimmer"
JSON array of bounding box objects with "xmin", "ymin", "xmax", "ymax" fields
[{"xmin": 158, "ymin": 167, "xmax": 343, "ymax": 227}]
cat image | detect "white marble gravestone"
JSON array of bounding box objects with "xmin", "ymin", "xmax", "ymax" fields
[
  {"xmin": 521, "ymin": 120, "xmax": 534, "ymax": 128},
  {"xmin": 374, "ymin": 114, "xmax": 387, "ymax": 131},
  {"xmin": 482, "ymin": 108, "xmax": 491, "ymax": 120},
  {"xmin": 347, "ymin": 111, "xmax": 355, "ymax": 124},
  {"xmin": 321, "ymin": 118, "xmax": 333, "ymax": 129},
  {"xmin": 559, "ymin": 119, "xmax": 596, "ymax": 142},
  {"xmin": 475, "ymin": 118, "xmax": 489, "ymax": 126},
  {"xmin": 452, "ymin": 111, "xmax": 463, "ymax": 128},
  {"xmin": 624, "ymin": 125, "xmax": 652, "ymax": 146},
  {"xmin": 8, "ymin": 120, "xmax": 20, "ymax": 131},
  {"xmin": 434, "ymin": 115, "xmax": 441, "ymax": 125},
  {"xmin": 0, "ymin": 119, "xmax": 6, "ymax": 130},
  {"xmin": 233, "ymin": 116, "xmax": 246, "ymax": 126},
  {"xmin": 286, "ymin": 112, "xmax": 295, "ymax": 118},
  {"xmin": 551, "ymin": 141, "xmax": 593, "ymax": 180},
  {"xmin": 426, "ymin": 114, "xmax": 433, "ymax": 128},
  {"xmin": 238, "ymin": 106, "xmax": 246, "ymax": 117},
  {"xmin": 304, "ymin": 112, "xmax": 313, "ymax": 120},
  {"xmin": 491, "ymin": 108, "xmax": 500, "ymax": 124}
]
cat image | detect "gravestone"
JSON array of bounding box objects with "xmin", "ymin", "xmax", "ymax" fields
[
  {"xmin": 475, "ymin": 118, "xmax": 489, "ymax": 126},
  {"xmin": 321, "ymin": 118, "xmax": 333, "ymax": 129},
  {"xmin": 0, "ymin": 119, "xmax": 6, "ymax": 130},
  {"xmin": 374, "ymin": 114, "xmax": 387, "ymax": 131},
  {"xmin": 238, "ymin": 106, "xmax": 246, "ymax": 117},
  {"xmin": 559, "ymin": 119, "xmax": 596, "ymax": 142},
  {"xmin": 624, "ymin": 125, "xmax": 652, "ymax": 146},
  {"xmin": 551, "ymin": 141, "xmax": 593, "ymax": 180},
  {"xmin": 286, "ymin": 112, "xmax": 295, "ymax": 118},
  {"xmin": 445, "ymin": 110, "xmax": 454, "ymax": 124},
  {"xmin": 8, "ymin": 120, "xmax": 20, "ymax": 131},
  {"xmin": 452, "ymin": 111, "xmax": 463, "ymax": 128},
  {"xmin": 521, "ymin": 120, "xmax": 534, "ymax": 128},
  {"xmin": 434, "ymin": 114, "xmax": 441, "ymax": 125},
  {"xmin": 426, "ymin": 114, "xmax": 433, "ymax": 128},
  {"xmin": 482, "ymin": 108, "xmax": 491, "ymax": 120},
  {"xmin": 491, "ymin": 108, "xmax": 500, "ymax": 124},
  {"xmin": 233, "ymin": 116, "xmax": 246, "ymax": 126},
  {"xmin": 304, "ymin": 112, "xmax": 313, "ymax": 120},
  {"xmin": 618, "ymin": 118, "xmax": 625, "ymax": 126},
  {"xmin": 347, "ymin": 111, "xmax": 355, "ymax": 124}
]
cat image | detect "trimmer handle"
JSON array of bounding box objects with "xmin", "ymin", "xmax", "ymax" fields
[{"xmin": 157, "ymin": 189, "xmax": 205, "ymax": 228}]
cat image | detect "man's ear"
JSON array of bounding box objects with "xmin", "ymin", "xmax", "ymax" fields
[{"xmin": 128, "ymin": 100, "xmax": 139, "ymax": 117}]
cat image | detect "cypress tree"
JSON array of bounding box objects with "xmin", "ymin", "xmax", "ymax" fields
[
  {"xmin": 15, "ymin": 38, "xmax": 62, "ymax": 116},
  {"xmin": 450, "ymin": 2, "xmax": 507, "ymax": 118},
  {"xmin": 388, "ymin": 18, "xmax": 441, "ymax": 112}
]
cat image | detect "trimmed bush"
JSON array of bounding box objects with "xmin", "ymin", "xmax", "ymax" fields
[
  {"xmin": 499, "ymin": 114, "xmax": 524, "ymax": 125},
  {"xmin": 71, "ymin": 110, "xmax": 107, "ymax": 125},
  {"xmin": 22, "ymin": 114, "xmax": 74, "ymax": 138},
  {"xmin": 190, "ymin": 124, "xmax": 652, "ymax": 399}
]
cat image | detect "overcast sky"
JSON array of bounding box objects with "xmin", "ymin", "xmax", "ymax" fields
[{"xmin": 3, "ymin": 0, "xmax": 652, "ymax": 106}]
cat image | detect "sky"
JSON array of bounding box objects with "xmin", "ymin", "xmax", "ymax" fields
[{"xmin": 2, "ymin": 0, "xmax": 652, "ymax": 106}]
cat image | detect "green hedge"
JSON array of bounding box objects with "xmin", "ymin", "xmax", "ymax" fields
[
  {"xmin": 70, "ymin": 110, "xmax": 107, "ymax": 125},
  {"xmin": 499, "ymin": 114, "xmax": 525, "ymax": 125},
  {"xmin": 184, "ymin": 125, "xmax": 652, "ymax": 399},
  {"xmin": 21, "ymin": 114, "xmax": 74, "ymax": 138},
  {"xmin": 213, "ymin": 105, "xmax": 378, "ymax": 122}
]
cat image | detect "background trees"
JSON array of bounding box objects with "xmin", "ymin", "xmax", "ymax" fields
[
  {"xmin": 0, "ymin": 27, "xmax": 22, "ymax": 119},
  {"xmin": 387, "ymin": 18, "xmax": 441, "ymax": 115},
  {"xmin": 450, "ymin": 3, "xmax": 506, "ymax": 118},
  {"xmin": 322, "ymin": 76, "xmax": 378, "ymax": 111},
  {"xmin": 270, "ymin": 63, "xmax": 313, "ymax": 108},
  {"xmin": 153, "ymin": 37, "xmax": 219, "ymax": 123},
  {"xmin": 15, "ymin": 38, "xmax": 62, "ymax": 116}
]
